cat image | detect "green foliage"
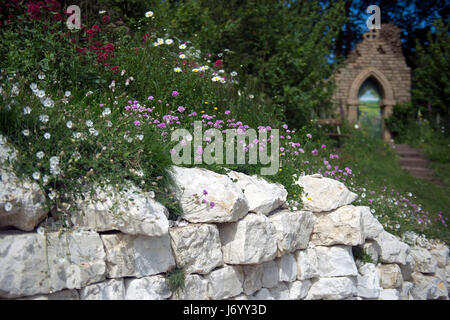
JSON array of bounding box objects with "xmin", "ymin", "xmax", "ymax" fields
[
  {"xmin": 352, "ymin": 246, "xmax": 375, "ymax": 264},
  {"xmin": 411, "ymin": 19, "xmax": 450, "ymax": 129},
  {"xmin": 165, "ymin": 267, "xmax": 185, "ymax": 293}
]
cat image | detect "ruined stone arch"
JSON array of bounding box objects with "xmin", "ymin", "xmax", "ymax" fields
[{"xmin": 332, "ymin": 24, "xmax": 411, "ymax": 142}]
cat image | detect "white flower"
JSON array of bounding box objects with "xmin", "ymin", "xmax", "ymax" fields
[
  {"xmin": 361, "ymin": 192, "xmax": 366, "ymax": 198},
  {"xmin": 145, "ymin": 11, "xmax": 154, "ymax": 18},
  {"xmin": 4, "ymin": 202, "xmax": 12, "ymax": 212},
  {"xmin": 42, "ymin": 175, "xmax": 49, "ymax": 184},
  {"xmin": 106, "ymin": 120, "xmax": 112, "ymax": 127},
  {"xmin": 99, "ymin": 10, "xmax": 106, "ymax": 14},
  {"xmin": 22, "ymin": 129, "xmax": 30, "ymax": 136},
  {"xmin": 121, "ymin": 69, "xmax": 126, "ymax": 76},
  {"xmin": 36, "ymin": 90, "xmax": 45, "ymax": 98},
  {"xmin": 179, "ymin": 54, "xmax": 186, "ymax": 59},
  {"xmin": 230, "ymin": 71, "xmax": 237, "ymax": 77},
  {"xmin": 136, "ymin": 134, "xmax": 144, "ymax": 141},
  {"xmin": 218, "ymin": 53, "xmax": 223, "ymax": 57},
  {"xmin": 32, "ymin": 171, "xmax": 41, "ymax": 180},
  {"xmin": 211, "ymin": 76, "xmax": 221, "ymax": 82},
  {"xmin": 354, "ymin": 124, "xmax": 359, "ymax": 129},
  {"xmin": 48, "ymin": 191, "xmax": 56, "ymax": 200},
  {"xmin": 85, "ymin": 91, "xmax": 93, "ymax": 97},
  {"xmin": 38, "ymin": 72, "xmax": 45, "ymax": 80},
  {"xmin": 89, "ymin": 128, "xmax": 99, "ymax": 136},
  {"xmin": 153, "ymin": 42, "xmax": 159, "ymax": 47},
  {"xmin": 11, "ymin": 85, "xmax": 19, "ymax": 96},
  {"xmin": 39, "ymin": 114, "xmax": 49, "ymax": 123},
  {"xmin": 249, "ymin": 94, "xmax": 254, "ymax": 99},
  {"xmin": 157, "ymin": 38, "xmax": 164, "ymax": 45},
  {"xmin": 30, "ymin": 83, "xmax": 38, "ymax": 91},
  {"xmin": 179, "ymin": 44, "xmax": 187, "ymax": 49},
  {"xmin": 86, "ymin": 120, "xmax": 93, "ymax": 127},
  {"xmin": 73, "ymin": 132, "xmax": 81, "ymax": 139},
  {"xmin": 165, "ymin": 39, "xmax": 173, "ymax": 45},
  {"xmin": 23, "ymin": 106, "xmax": 31, "ymax": 115},
  {"xmin": 36, "ymin": 151, "xmax": 44, "ymax": 159},
  {"xmin": 66, "ymin": 121, "xmax": 73, "ymax": 129},
  {"xmin": 102, "ymin": 108, "xmax": 111, "ymax": 116},
  {"xmin": 218, "ymin": 69, "xmax": 225, "ymax": 74},
  {"xmin": 192, "ymin": 68, "xmax": 199, "ymax": 72},
  {"xmin": 174, "ymin": 67, "xmax": 182, "ymax": 73},
  {"xmin": 220, "ymin": 78, "xmax": 226, "ymax": 83},
  {"xmin": 408, "ymin": 192, "xmax": 412, "ymax": 197},
  {"xmin": 64, "ymin": 90, "xmax": 71, "ymax": 97},
  {"xmin": 44, "ymin": 132, "xmax": 51, "ymax": 139}
]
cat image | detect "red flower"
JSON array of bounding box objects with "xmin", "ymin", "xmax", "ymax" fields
[
  {"xmin": 102, "ymin": 15, "xmax": 110, "ymax": 24},
  {"xmin": 111, "ymin": 65, "xmax": 120, "ymax": 74},
  {"xmin": 214, "ymin": 59, "xmax": 223, "ymax": 67}
]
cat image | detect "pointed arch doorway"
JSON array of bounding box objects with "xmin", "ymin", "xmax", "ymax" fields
[
  {"xmin": 347, "ymin": 67, "xmax": 396, "ymax": 142},
  {"xmin": 358, "ymin": 77, "xmax": 382, "ymax": 139}
]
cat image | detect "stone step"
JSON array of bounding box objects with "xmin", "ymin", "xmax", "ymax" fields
[
  {"xmin": 396, "ymin": 151, "xmax": 426, "ymax": 159},
  {"xmin": 399, "ymin": 158, "xmax": 430, "ymax": 167},
  {"xmin": 402, "ymin": 166, "xmax": 435, "ymax": 179}
]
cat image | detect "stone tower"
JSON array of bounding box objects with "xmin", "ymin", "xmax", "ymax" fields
[{"xmin": 333, "ymin": 24, "xmax": 411, "ymax": 142}]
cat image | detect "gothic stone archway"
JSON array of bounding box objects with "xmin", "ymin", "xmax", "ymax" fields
[{"xmin": 332, "ymin": 24, "xmax": 411, "ymax": 142}]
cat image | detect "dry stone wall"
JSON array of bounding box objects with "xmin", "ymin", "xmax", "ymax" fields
[{"xmin": 0, "ymin": 140, "xmax": 448, "ymax": 300}]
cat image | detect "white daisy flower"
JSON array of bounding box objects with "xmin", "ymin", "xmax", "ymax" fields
[
  {"xmin": 32, "ymin": 171, "xmax": 41, "ymax": 180},
  {"xmin": 64, "ymin": 90, "xmax": 71, "ymax": 97},
  {"xmin": 230, "ymin": 71, "xmax": 237, "ymax": 77},
  {"xmin": 36, "ymin": 90, "xmax": 45, "ymax": 98},
  {"xmin": 192, "ymin": 68, "xmax": 199, "ymax": 72},
  {"xmin": 39, "ymin": 114, "xmax": 49, "ymax": 123},
  {"xmin": 38, "ymin": 72, "xmax": 45, "ymax": 80},
  {"xmin": 220, "ymin": 78, "xmax": 226, "ymax": 83},
  {"xmin": 22, "ymin": 129, "xmax": 30, "ymax": 136},
  {"xmin": 44, "ymin": 132, "xmax": 51, "ymax": 139},
  {"xmin": 179, "ymin": 44, "xmax": 187, "ymax": 49},
  {"xmin": 102, "ymin": 108, "xmax": 111, "ymax": 116},
  {"xmin": 86, "ymin": 120, "xmax": 93, "ymax": 127},
  {"xmin": 179, "ymin": 54, "xmax": 186, "ymax": 59},
  {"xmin": 89, "ymin": 128, "xmax": 99, "ymax": 136},
  {"xmin": 36, "ymin": 151, "xmax": 44, "ymax": 159},
  {"xmin": 165, "ymin": 39, "xmax": 173, "ymax": 45},
  {"xmin": 153, "ymin": 42, "xmax": 159, "ymax": 47},
  {"xmin": 66, "ymin": 121, "xmax": 73, "ymax": 129},
  {"xmin": 48, "ymin": 191, "xmax": 56, "ymax": 200},
  {"xmin": 30, "ymin": 83, "xmax": 38, "ymax": 91},
  {"xmin": 211, "ymin": 76, "xmax": 221, "ymax": 82},
  {"xmin": 145, "ymin": 11, "xmax": 154, "ymax": 18},
  {"xmin": 174, "ymin": 67, "xmax": 182, "ymax": 73},
  {"xmin": 157, "ymin": 38, "xmax": 164, "ymax": 45}
]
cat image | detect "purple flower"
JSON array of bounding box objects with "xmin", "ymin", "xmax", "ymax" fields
[
  {"xmin": 148, "ymin": 96, "xmax": 154, "ymax": 100},
  {"xmin": 312, "ymin": 149, "xmax": 318, "ymax": 156},
  {"xmin": 321, "ymin": 144, "xmax": 326, "ymax": 149},
  {"xmin": 134, "ymin": 120, "xmax": 141, "ymax": 126},
  {"xmin": 209, "ymin": 202, "xmax": 215, "ymax": 208},
  {"xmin": 306, "ymin": 133, "xmax": 312, "ymax": 139},
  {"xmin": 225, "ymin": 110, "xmax": 231, "ymax": 115},
  {"xmin": 157, "ymin": 123, "xmax": 166, "ymax": 128},
  {"xmin": 177, "ymin": 106, "xmax": 186, "ymax": 113},
  {"xmin": 203, "ymin": 189, "xmax": 208, "ymax": 195},
  {"xmin": 282, "ymin": 124, "xmax": 288, "ymax": 130},
  {"xmin": 171, "ymin": 91, "xmax": 179, "ymax": 97}
]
